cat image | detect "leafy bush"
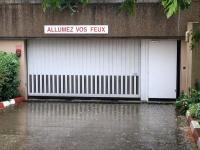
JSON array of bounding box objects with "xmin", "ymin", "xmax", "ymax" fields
[
  {"xmin": 176, "ymin": 93, "xmax": 190, "ymax": 115},
  {"xmin": 189, "ymin": 89, "xmax": 200, "ymax": 103},
  {"xmin": 0, "ymin": 52, "xmax": 20, "ymax": 101},
  {"xmin": 176, "ymin": 89, "xmax": 200, "ymax": 115},
  {"xmin": 188, "ymin": 103, "xmax": 200, "ymax": 121}
]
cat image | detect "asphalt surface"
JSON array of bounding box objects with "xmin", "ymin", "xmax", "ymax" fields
[{"xmin": 0, "ymin": 102, "xmax": 196, "ymax": 150}]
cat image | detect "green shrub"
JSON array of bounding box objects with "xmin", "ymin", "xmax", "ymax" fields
[
  {"xmin": 176, "ymin": 93, "xmax": 190, "ymax": 115},
  {"xmin": 188, "ymin": 103, "xmax": 200, "ymax": 120},
  {"xmin": 0, "ymin": 51, "xmax": 20, "ymax": 101},
  {"xmin": 189, "ymin": 89, "xmax": 200, "ymax": 103},
  {"xmin": 176, "ymin": 89, "xmax": 200, "ymax": 115}
]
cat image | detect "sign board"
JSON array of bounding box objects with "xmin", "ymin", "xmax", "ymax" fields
[{"xmin": 44, "ymin": 25, "xmax": 108, "ymax": 34}]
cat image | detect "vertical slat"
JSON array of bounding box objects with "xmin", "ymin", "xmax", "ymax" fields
[
  {"xmin": 129, "ymin": 75, "xmax": 132, "ymax": 95},
  {"xmin": 77, "ymin": 75, "xmax": 80, "ymax": 94},
  {"xmin": 73, "ymin": 75, "xmax": 76, "ymax": 94},
  {"xmin": 91, "ymin": 75, "xmax": 93, "ymax": 94},
  {"xmin": 33, "ymin": 75, "xmax": 35, "ymax": 94},
  {"xmin": 85, "ymin": 75, "xmax": 88, "ymax": 94},
  {"xmin": 79, "ymin": 75, "xmax": 81, "ymax": 94},
  {"xmin": 48, "ymin": 75, "xmax": 51, "ymax": 94},
  {"xmin": 51, "ymin": 75, "xmax": 54, "ymax": 94},
  {"xmin": 116, "ymin": 76, "xmax": 119, "ymax": 95},
  {"xmin": 65, "ymin": 75, "xmax": 68, "ymax": 95},
  {"xmin": 108, "ymin": 76, "xmax": 110, "ymax": 94},
  {"xmin": 114, "ymin": 76, "xmax": 117, "ymax": 94},
  {"xmin": 95, "ymin": 75, "xmax": 97, "ymax": 94},
  {"xmin": 84, "ymin": 75, "xmax": 87, "ymax": 94},
  {"xmin": 99, "ymin": 75, "xmax": 102, "ymax": 94},
  {"xmin": 44, "ymin": 75, "xmax": 46, "ymax": 94},
  {"xmin": 69, "ymin": 75, "xmax": 71, "ymax": 94},
  {"xmin": 55, "ymin": 75, "xmax": 57, "ymax": 94},
  {"xmin": 127, "ymin": 76, "xmax": 130, "ymax": 95},
  {"xmin": 125, "ymin": 76, "xmax": 127, "ymax": 95},
  {"xmin": 103, "ymin": 76, "xmax": 106, "ymax": 95},
  {"xmin": 40, "ymin": 75, "xmax": 42, "ymax": 93},
  {"xmin": 36, "ymin": 74, "xmax": 38, "ymax": 94},
  {"xmin": 28, "ymin": 74, "xmax": 32, "ymax": 94},
  {"xmin": 57, "ymin": 75, "xmax": 59, "ymax": 94},
  {"xmin": 61, "ymin": 75, "xmax": 63, "ymax": 94},
  {"xmin": 29, "ymin": 75, "xmax": 32, "ymax": 94},
  {"xmin": 136, "ymin": 75, "xmax": 139, "ymax": 95},
  {"xmin": 82, "ymin": 75, "xmax": 85, "ymax": 94},
  {"xmin": 121, "ymin": 75, "xmax": 123, "ymax": 95},
  {"xmin": 134, "ymin": 75, "xmax": 137, "ymax": 95},
  {"xmin": 28, "ymin": 74, "xmax": 30, "ymax": 94},
  {"xmin": 112, "ymin": 75, "xmax": 114, "ymax": 95}
]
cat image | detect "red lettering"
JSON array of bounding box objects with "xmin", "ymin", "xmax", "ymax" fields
[
  {"xmin": 102, "ymin": 27, "xmax": 105, "ymax": 32},
  {"xmin": 66, "ymin": 27, "xmax": 73, "ymax": 32},
  {"xmin": 90, "ymin": 27, "xmax": 105, "ymax": 33},
  {"xmin": 47, "ymin": 27, "xmax": 52, "ymax": 32},
  {"xmin": 76, "ymin": 27, "xmax": 87, "ymax": 32}
]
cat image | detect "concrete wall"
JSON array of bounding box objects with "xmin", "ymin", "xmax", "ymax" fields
[
  {"xmin": 0, "ymin": 2, "xmax": 199, "ymax": 38},
  {"xmin": 0, "ymin": 40, "xmax": 27, "ymax": 98}
]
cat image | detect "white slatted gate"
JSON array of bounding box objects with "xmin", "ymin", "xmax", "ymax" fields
[{"xmin": 27, "ymin": 39, "xmax": 140, "ymax": 98}]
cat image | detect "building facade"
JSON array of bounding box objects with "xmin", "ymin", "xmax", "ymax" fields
[{"xmin": 0, "ymin": 0, "xmax": 200, "ymax": 101}]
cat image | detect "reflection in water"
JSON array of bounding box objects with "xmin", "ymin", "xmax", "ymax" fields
[
  {"xmin": 28, "ymin": 103, "xmax": 140, "ymax": 128},
  {"xmin": 0, "ymin": 102, "xmax": 177, "ymax": 150},
  {"xmin": 28, "ymin": 103, "xmax": 138, "ymax": 122}
]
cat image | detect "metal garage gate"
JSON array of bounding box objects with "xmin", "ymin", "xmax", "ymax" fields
[{"xmin": 27, "ymin": 39, "xmax": 140, "ymax": 98}]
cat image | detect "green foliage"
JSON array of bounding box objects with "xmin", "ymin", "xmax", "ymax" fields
[
  {"xmin": 42, "ymin": 0, "xmax": 137, "ymax": 15},
  {"xmin": 42, "ymin": 0, "xmax": 60, "ymax": 11},
  {"xmin": 192, "ymin": 29, "xmax": 200, "ymax": 49},
  {"xmin": 42, "ymin": 0, "xmax": 136, "ymax": 15},
  {"xmin": 0, "ymin": 52, "xmax": 20, "ymax": 101},
  {"xmin": 42, "ymin": 0, "xmax": 193, "ymax": 18},
  {"xmin": 176, "ymin": 93, "xmax": 190, "ymax": 114},
  {"xmin": 42, "ymin": 0, "xmax": 90, "ymax": 13},
  {"xmin": 161, "ymin": 0, "xmax": 192, "ymax": 18},
  {"xmin": 188, "ymin": 103, "xmax": 200, "ymax": 119},
  {"xmin": 119, "ymin": 0, "xmax": 136, "ymax": 15},
  {"xmin": 189, "ymin": 89, "xmax": 200, "ymax": 103},
  {"xmin": 176, "ymin": 89, "xmax": 200, "ymax": 115}
]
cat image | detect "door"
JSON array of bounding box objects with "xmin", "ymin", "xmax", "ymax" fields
[
  {"xmin": 27, "ymin": 38, "xmax": 141, "ymax": 98},
  {"xmin": 148, "ymin": 40, "xmax": 177, "ymax": 99}
]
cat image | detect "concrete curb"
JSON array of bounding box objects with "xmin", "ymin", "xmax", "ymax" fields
[
  {"xmin": 186, "ymin": 111, "xmax": 200, "ymax": 149},
  {"xmin": 0, "ymin": 97, "xmax": 25, "ymax": 110}
]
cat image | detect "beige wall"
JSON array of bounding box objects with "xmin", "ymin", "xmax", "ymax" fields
[
  {"xmin": 0, "ymin": 40, "xmax": 27, "ymax": 99},
  {"xmin": 182, "ymin": 22, "xmax": 200, "ymax": 92},
  {"xmin": 180, "ymin": 40, "xmax": 188, "ymax": 93}
]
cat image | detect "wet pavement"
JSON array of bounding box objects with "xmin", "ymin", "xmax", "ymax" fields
[{"xmin": 0, "ymin": 102, "xmax": 195, "ymax": 150}]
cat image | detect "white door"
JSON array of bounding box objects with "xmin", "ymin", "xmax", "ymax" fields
[
  {"xmin": 27, "ymin": 38, "xmax": 141, "ymax": 98},
  {"xmin": 148, "ymin": 40, "xmax": 177, "ymax": 99}
]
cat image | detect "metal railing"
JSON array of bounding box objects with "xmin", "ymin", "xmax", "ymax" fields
[{"xmin": 28, "ymin": 74, "xmax": 140, "ymax": 98}]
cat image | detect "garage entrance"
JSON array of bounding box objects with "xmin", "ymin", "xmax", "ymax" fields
[{"xmin": 27, "ymin": 39, "xmax": 141, "ymax": 98}]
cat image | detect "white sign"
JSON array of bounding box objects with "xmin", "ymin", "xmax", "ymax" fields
[{"xmin": 44, "ymin": 25, "xmax": 108, "ymax": 34}]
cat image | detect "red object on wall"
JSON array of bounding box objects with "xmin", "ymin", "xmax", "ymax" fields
[
  {"xmin": 16, "ymin": 45, "xmax": 22, "ymax": 57},
  {"xmin": 16, "ymin": 49, "xmax": 21, "ymax": 57},
  {"xmin": 0, "ymin": 103, "xmax": 4, "ymax": 109}
]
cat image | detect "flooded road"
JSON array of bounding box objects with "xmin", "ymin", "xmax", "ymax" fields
[{"xmin": 0, "ymin": 102, "xmax": 193, "ymax": 150}]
